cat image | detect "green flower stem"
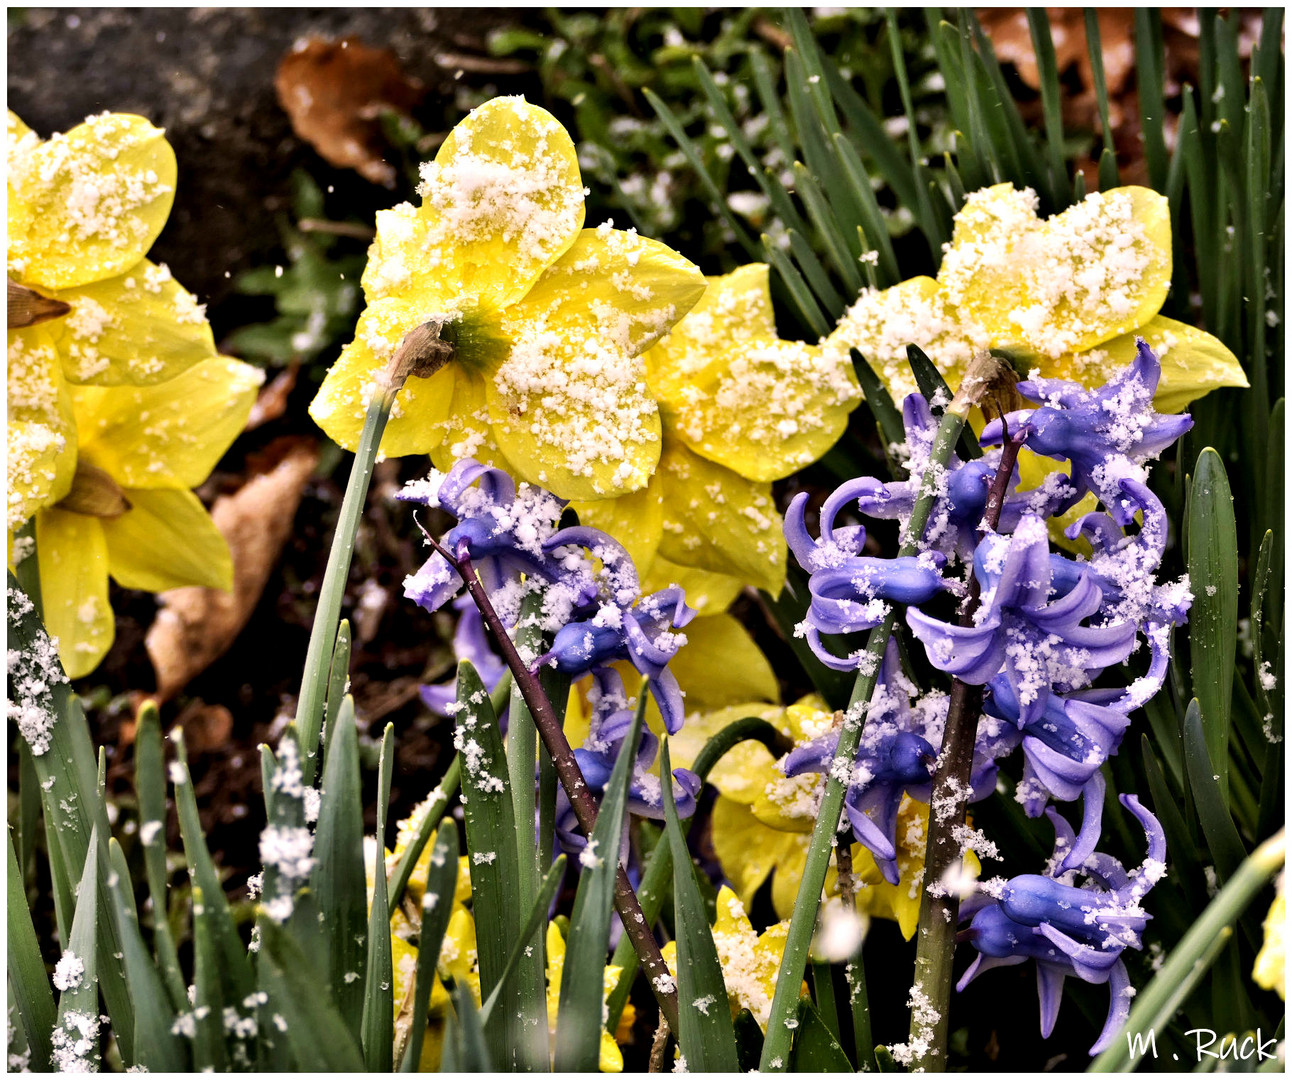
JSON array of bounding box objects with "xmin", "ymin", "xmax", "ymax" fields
[
  {"xmin": 293, "ymin": 322, "xmax": 451, "ymax": 786},
  {"xmin": 385, "ymin": 756, "xmax": 462, "ymax": 919},
  {"xmin": 908, "ymin": 425, "xmax": 1025, "ymax": 1072},
  {"xmin": 760, "ymin": 403, "xmax": 971, "ymax": 1071},
  {"xmin": 1090, "ymin": 829, "xmax": 1286, "ymax": 1073},
  {"xmin": 434, "ymin": 541, "xmax": 681, "ymax": 1033}
]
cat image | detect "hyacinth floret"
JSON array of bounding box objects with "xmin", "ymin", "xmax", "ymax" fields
[
  {"xmin": 555, "ymin": 670, "xmax": 702, "ymax": 854},
  {"xmin": 958, "ymin": 785, "xmax": 1166, "ymax": 1054},
  {"xmin": 849, "ymin": 393, "xmax": 1078, "ymax": 562},
  {"xmin": 420, "ymin": 594, "xmax": 508, "ymax": 716},
  {"xmin": 980, "ymin": 339, "xmax": 1193, "ymax": 524}
]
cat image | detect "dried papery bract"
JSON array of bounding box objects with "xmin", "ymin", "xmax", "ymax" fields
[{"xmin": 8, "ymin": 278, "xmax": 70, "ymax": 328}]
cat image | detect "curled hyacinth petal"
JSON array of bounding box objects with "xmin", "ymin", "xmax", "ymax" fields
[
  {"xmin": 420, "ymin": 595, "xmax": 508, "ymax": 716},
  {"xmin": 958, "ymin": 790, "xmax": 1165, "ymax": 1055},
  {"xmin": 908, "ymin": 516, "xmax": 1137, "ymax": 726},
  {"xmin": 981, "ymin": 340, "xmax": 1194, "ymax": 524}
]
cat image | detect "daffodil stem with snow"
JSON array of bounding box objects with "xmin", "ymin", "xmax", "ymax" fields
[
  {"xmin": 428, "ymin": 536, "xmax": 683, "ymax": 1033},
  {"xmin": 759, "ymin": 390, "xmax": 975, "ymax": 1071},
  {"xmin": 292, "ymin": 322, "xmax": 452, "ymax": 785},
  {"xmin": 907, "ymin": 421, "xmax": 1027, "ymax": 1073}
]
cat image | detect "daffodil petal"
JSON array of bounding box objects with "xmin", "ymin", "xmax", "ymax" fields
[
  {"xmin": 571, "ymin": 472, "xmax": 664, "ymax": 576},
  {"xmin": 711, "ymin": 795, "xmax": 811, "ymax": 917},
  {"xmin": 823, "ymin": 275, "xmax": 976, "ymax": 403},
  {"xmin": 36, "ymin": 507, "xmax": 113, "ymax": 679},
  {"xmin": 101, "ymin": 488, "xmax": 232, "ymax": 592},
  {"xmin": 70, "ymin": 356, "xmax": 261, "ymax": 489},
  {"xmin": 8, "ymin": 325, "xmax": 77, "ymax": 534},
  {"xmin": 647, "ymin": 264, "xmax": 860, "ymax": 481},
  {"xmin": 417, "ymin": 96, "xmax": 585, "ymax": 311},
  {"xmin": 1076, "ymin": 315, "xmax": 1249, "ymax": 414},
  {"xmin": 939, "ymin": 183, "xmax": 1172, "ymax": 359},
  {"xmin": 310, "ymin": 297, "xmax": 457, "ymax": 456},
  {"xmin": 51, "ymin": 260, "xmax": 215, "ymax": 385},
  {"xmin": 656, "ymin": 440, "xmax": 786, "ymax": 596},
  {"xmin": 360, "ymin": 202, "xmax": 466, "ymax": 312},
  {"xmin": 8, "ymin": 113, "xmax": 177, "ymax": 290},
  {"xmin": 666, "ymin": 613, "xmax": 779, "ymax": 713},
  {"xmin": 427, "ymin": 367, "xmax": 511, "ymax": 474},
  {"xmin": 1012, "ymin": 447, "xmax": 1094, "ymax": 555},
  {"xmin": 641, "ymin": 556, "xmax": 743, "ymax": 615},
  {"xmin": 509, "ymin": 226, "xmax": 707, "ymax": 359}
]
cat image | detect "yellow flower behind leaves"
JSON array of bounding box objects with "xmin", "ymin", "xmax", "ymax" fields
[
  {"xmin": 33, "ymin": 356, "xmax": 262, "ymax": 677},
  {"xmin": 825, "ymin": 183, "xmax": 1247, "ymax": 413},
  {"xmin": 1253, "ymin": 873, "xmax": 1286, "ymax": 1000},
  {"xmin": 660, "ymin": 885, "xmax": 797, "ymax": 1031},
  {"xmin": 575, "ymin": 264, "xmax": 861, "ymax": 604},
  {"xmin": 7, "ymin": 110, "xmax": 220, "ymax": 544},
  {"xmin": 309, "ymin": 96, "xmax": 706, "ymax": 502}
]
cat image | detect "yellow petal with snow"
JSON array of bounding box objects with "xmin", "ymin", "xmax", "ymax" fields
[
  {"xmin": 7, "ymin": 112, "xmax": 40, "ymax": 246},
  {"xmin": 666, "ymin": 612, "xmax": 779, "ymax": 714},
  {"xmin": 71, "ymin": 356, "xmax": 261, "ymax": 490},
  {"xmin": 51, "ymin": 260, "xmax": 215, "ymax": 385},
  {"xmin": 1080, "ymin": 315, "xmax": 1248, "ymax": 414},
  {"xmin": 360, "ymin": 202, "xmax": 466, "ymax": 312},
  {"xmin": 485, "ymin": 331, "xmax": 662, "ymax": 500},
  {"xmin": 36, "ymin": 508, "xmax": 113, "ymax": 679},
  {"xmin": 939, "ymin": 184, "xmax": 1171, "ymax": 359},
  {"xmin": 656, "ymin": 440, "xmax": 785, "ymax": 596},
  {"xmin": 711, "ymin": 795, "xmax": 811, "ymax": 918},
  {"xmin": 8, "ymin": 113, "xmax": 177, "ymax": 290},
  {"xmin": 647, "ymin": 264, "xmax": 860, "ymax": 481},
  {"xmin": 415, "ymin": 97, "xmax": 585, "ymax": 311},
  {"xmin": 101, "ymin": 488, "xmax": 232, "ymax": 592},
  {"xmin": 8, "ymin": 325, "xmax": 77, "ymax": 533},
  {"xmin": 543, "ymin": 922, "xmax": 623, "ymax": 1071},
  {"xmin": 823, "ymin": 275, "xmax": 976, "ymax": 403},
  {"xmin": 427, "ymin": 367, "xmax": 511, "ymax": 474},
  {"xmin": 571, "ymin": 473, "xmax": 664, "ymax": 577},
  {"xmin": 747, "ymin": 697, "xmax": 839, "ymax": 834},
  {"xmin": 309, "ymin": 297, "xmax": 458, "ymax": 456},
  {"xmin": 641, "ymin": 556, "xmax": 743, "ymax": 616},
  {"xmin": 1012, "ymin": 448, "xmax": 1092, "ymax": 555}
]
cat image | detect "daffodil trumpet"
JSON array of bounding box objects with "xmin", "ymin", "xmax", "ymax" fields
[
  {"xmin": 907, "ymin": 416, "xmax": 1028, "ymax": 1072},
  {"xmin": 423, "ymin": 531, "xmax": 682, "ymax": 1034}
]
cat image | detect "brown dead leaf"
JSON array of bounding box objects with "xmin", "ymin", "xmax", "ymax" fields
[
  {"xmin": 175, "ymin": 699, "xmax": 235, "ymax": 754},
  {"xmin": 244, "ymin": 362, "xmax": 299, "ymax": 432},
  {"xmin": 146, "ymin": 438, "xmax": 320, "ymax": 700},
  {"xmin": 275, "ymin": 35, "xmax": 424, "ymax": 188}
]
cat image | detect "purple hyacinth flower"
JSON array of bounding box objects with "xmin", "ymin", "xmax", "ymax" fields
[
  {"xmin": 539, "ymin": 586, "xmax": 696, "ymax": 733},
  {"xmin": 980, "ymin": 340, "xmax": 1193, "ymax": 524},
  {"xmin": 907, "ymin": 516, "xmax": 1138, "ymax": 726},
  {"xmin": 958, "ymin": 791, "xmax": 1166, "ymax": 1054},
  {"xmin": 784, "ymin": 486, "xmax": 949, "ymax": 672},
  {"xmin": 554, "ymin": 672, "xmax": 702, "ymax": 853},
  {"xmin": 846, "ymin": 394, "xmax": 1078, "ymax": 562},
  {"xmin": 420, "ymin": 595, "xmax": 509, "ymax": 716}
]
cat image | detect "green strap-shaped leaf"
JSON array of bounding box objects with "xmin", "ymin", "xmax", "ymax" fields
[
  {"xmin": 388, "ymin": 756, "xmax": 461, "ymax": 918},
  {"xmin": 171, "ymin": 729, "xmax": 256, "ymax": 1008},
  {"xmin": 311, "ymin": 694, "xmax": 368, "ymax": 1042},
  {"xmin": 906, "ymin": 344, "xmax": 982, "ymax": 460},
  {"xmin": 1188, "ymin": 448, "xmax": 1239, "ymax": 800},
  {"xmin": 455, "ymin": 660, "xmax": 541, "ymax": 1068},
  {"xmin": 555, "ymin": 696, "xmax": 645, "ymax": 1071},
  {"xmin": 441, "ymin": 979, "xmax": 492, "ymax": 1072},
  {"xmin": 106, "ymin": 839, "xmax": 187, "ymax": 1073},
  {"xmin": 480, "ymin": 853, "xmax": 566, "ymax": 1029},
  {"xmin": 7, "ymin": 833, "xmax": 54, "ymax": 1071},
  {"xmin": 53, "ymin": 826, "xmax": 100, "ymax": 1072},
  {"xmin": 1083, "ymin": 9, "xmax": 1118, "ymax": 191},
  {"xmin": 190, "ymin": 886, "xmax": 226, "ymax": 1072},
  {"xmin": 258, "ymin": 919, "xmax": 367, "ymax": 1071},
  {"xmin": 763, "ymin": 235, "xmax": 831, "ymax": 338},
  {"xmin": 361, "ymin": 724, "xmax": 395, "ymax": 1072},
  {"xmin": 1183, "ymin": 700, "xmax": 1249, "ymax": 890},
  {"xmin": 788, "ymin": 997, "xmax": 851, "ymax": 1071},
  {"xmin": 133, "ymin": 703, "xmax": 186, "ymax": 1009},
  {"xmin": 659, "ymin": 737, "xmax": 739, "ymax": 1071},
  {"xmin": 400, "ymin": 820, "xmax": 461, "ymax": 1072},
  {"xmin": 324, "ymin": 619, "xmax": 352, "ymax": 751}
]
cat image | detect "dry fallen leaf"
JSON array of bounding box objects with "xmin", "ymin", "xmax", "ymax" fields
[
  {"xmin": 175, "ymin": 699, "xmax": 235, "ymax": 754},
  {"xmin": 147, "ymin": 438, "xmax": 320, "ymax": 701},
  {"xmin": 275, "ymin": 35, "xmax": 424, "ymax": 188},
  {"xmin": 244, "ymin": 362, "xmax": 299, "ymax": 432}
]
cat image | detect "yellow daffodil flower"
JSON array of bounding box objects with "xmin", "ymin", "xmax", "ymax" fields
[
  {"xmin": 1253, "ymin": 873, "xmax": 1285, "ymax": 1000},
  {"xmin": 544, "ymin": 922, "xmax": 632, "ymax": 1072},
  {"xmin": 33, "ymin": 356, "xmax": 262, "ymax": 677},
  {"xmin": 824, "ymin": 183, "xmax": 1247, "ymax": 412},
  {"xmin": 7, "ymin": 110, "xmax": 221, "ymax": 547},
  {"xmin": 309, "ymin": 96, "xmax": 705, "ymax": 501},
  {"xmin": 660, "ymin": 885, "xmax": 797, "ymax": 1030},
  {"xmin": 575, "ymin": 265, "xmax": 862, "ymax": 604}
]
